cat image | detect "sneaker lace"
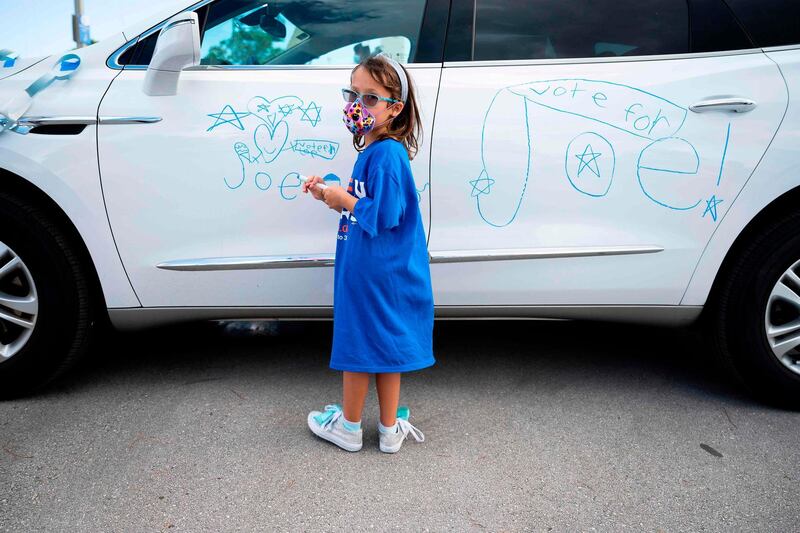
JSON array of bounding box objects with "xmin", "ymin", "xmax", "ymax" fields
[
  {"xmin": 319, "ymin": 404, "xmax": 343, "ymax": 431},
  {"xmin": 397, "ymin": 418, "xmax": 425, "ymax": 443}
]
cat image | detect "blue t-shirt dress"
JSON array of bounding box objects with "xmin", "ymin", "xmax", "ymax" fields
[{"xmin": 330, "ymin": 138, "xmax": 435, "ymax": 373}]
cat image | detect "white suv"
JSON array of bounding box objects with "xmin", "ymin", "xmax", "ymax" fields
[{"xmin": 1, "ymin": 0, "xmax": 799, "ymax": 405}]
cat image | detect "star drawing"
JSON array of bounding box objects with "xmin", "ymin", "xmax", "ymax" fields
[
  {"xmin": 469, "ymin": 171, "xmax": 495, "ymax": 197},
  {"xmin": 702, "ymin": 195, "xmax": 723, "ymax": 221},
  {"xmin": 278, "ymin": 103, "xmax": 295, "ymax": 117},
  {"xmin": 207, "ymin": 104, "xmax": 250, "ymax": 132},
  {"xmin": 575, "ymin": 144, "xmax": 602, "ymax": 178},
  {"xmin": 299, "ymin": 101, "xmax": 322, "ymax": 127}
]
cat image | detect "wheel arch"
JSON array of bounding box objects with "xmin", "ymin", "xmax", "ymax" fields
[
  {"xmin": 694, "ymin": 183, "xmax": 800, "ymax": 322},
  {"xmin": 0, "ymin": 166, "xmax": 111, "ymax": 326}
]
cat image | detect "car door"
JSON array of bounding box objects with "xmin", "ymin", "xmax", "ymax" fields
[
  {"xmin": 428, "ymin": 0, "xmax": 788, "ymax": 311},
  {"xmin": 98, "ymin": 0, "xmax": 447, "ymax": 308}
]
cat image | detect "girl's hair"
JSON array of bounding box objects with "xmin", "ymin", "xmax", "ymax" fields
[{"xmin": 350, "ymin": 55, "xmax": 422, "ymax": 160}]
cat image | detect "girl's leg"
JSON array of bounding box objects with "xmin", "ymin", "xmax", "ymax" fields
[
  {"xmin": 342, "ymin": 371, "xmax": 370, "ymax": 423},
  {"xmin": 375, "ymin": 372, "xmax": 401, "ymax": 427}
]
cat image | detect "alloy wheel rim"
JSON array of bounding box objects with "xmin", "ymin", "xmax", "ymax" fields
[
  {"xmin": 0, "ymin": 240, "xmax": 38, "ymax": 361},
  {"xmin": 764, "ymin": 258, "xmax": 800, "ymax": 376}
]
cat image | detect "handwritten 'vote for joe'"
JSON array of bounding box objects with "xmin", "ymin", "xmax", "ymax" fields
[{"xmin": 508, "ymin": 78, "xmax": 687, "ymax": 140}]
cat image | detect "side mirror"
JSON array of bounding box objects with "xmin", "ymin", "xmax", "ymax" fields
[{"xmin": 143, "ymin": 11, "xmax": 200, "ymax": 96}]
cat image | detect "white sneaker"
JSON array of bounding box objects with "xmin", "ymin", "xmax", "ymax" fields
[
  {"xmin": 307, "ymin": 403, "xmax": 363, "ymax": 452},
  {"xmin": 379, "ymin": 407, "xmax": 425, "ymax": 454}
]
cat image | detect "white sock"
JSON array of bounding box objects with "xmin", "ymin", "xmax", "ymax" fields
[
  {"xmin": 378, "ymin": 421, "xmax": 398, "ymax": 434},
  {"xmin": 342, "ymin": 417, "xmax": 361, "ymax": 432}
]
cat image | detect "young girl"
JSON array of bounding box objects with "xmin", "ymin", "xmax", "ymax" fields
[{"xmin": 301, "ymin": 54, "xmax": 433, "ymax": 453}]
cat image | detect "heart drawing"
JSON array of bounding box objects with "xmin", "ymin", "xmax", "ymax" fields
[{"xmin": 253, "ymin": 121, "xmax": 289, "ymax": 164}]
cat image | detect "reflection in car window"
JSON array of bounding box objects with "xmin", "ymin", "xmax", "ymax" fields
[
  {"xmin": 473, "ymin": 0, "xmax": 688, "ymax": 61},
  {"xmin": 199, "ymin": 0, "xmax": 426, "ymax": 66},
  {"xmin": 307, "ymin": 36, "xmax": 412, "ymax": 65},
  {"xmin": 201, "ymin": 6, "xmax": 310, "ymax": 65},
  {"xmin": 118, "ymin": 0, "xmax": 428, "ymax": 67}
]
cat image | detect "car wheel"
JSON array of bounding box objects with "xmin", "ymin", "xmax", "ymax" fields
[
  {"xmin": 711, "ymin": 211, "xmax": 800, "ymax": 408},
  {"xmin": 0, "ymin": 191, "xmax": 96, "ymax": 399}
]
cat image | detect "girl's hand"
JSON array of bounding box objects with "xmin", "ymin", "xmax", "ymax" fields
[
  {"xmin": 322, "ymin": 185, "xmax": 351, "ymax": 211},
  {"xmin": 301, "ymin": 175, "xmax": 326, "ymax": 201}
]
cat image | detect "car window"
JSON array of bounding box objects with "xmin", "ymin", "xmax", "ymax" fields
[
  {"xmin": 724, "ymin": 0, "xmax": 800, "ymax": 48},
  {"xmin": 688, "ymin": 0, "xmax": 753, "ymax": 54},
  {"xmin": 119, "ymin": 0, "xmax": 428, "ymax": 67},
  {"xmin": 200, "ymin": 4, "xmax": 309, "ymax": 65},
  {"xmin": 200, "ymin": 0, "xmax": 426, "ymax": 65},
  {"xmin": 473, "ymin": 0, "xmax": 689, "ymax": 61},
  {"xmin": 307, "ymin": 36, "xmax": 412, "ymax": 65}
]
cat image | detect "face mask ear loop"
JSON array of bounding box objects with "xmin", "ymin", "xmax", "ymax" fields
[{"xmin": 373, "ymin": 103, "xmax": 400, "ymax": 130}]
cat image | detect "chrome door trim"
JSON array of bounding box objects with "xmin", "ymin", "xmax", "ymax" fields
[
  {"xmin": 156, "ymin": 245, "xmax": 661, "ymax": 271},
  {"xmin": 162, "ymin": 18, "xmax": 197, "ymax": 33},
  {"xmin": 182, "ymin": 63, "xmax": 442, "ymax": 71},
  {"xmin": 107, "ymin": 39, "xmax": 136, "ymax": 69},
  {"xmin": 1, "ymin": 116, "xmax": 162, "ymax": 128},
  {"xmin": 98, "ymin": 116, "xmax": 163, "ymax": 125},
  {"xmin": 763, "ymin": 44, "xmax": 800, "ymax": 52},
  {"xmin": 434, "ymin": 304, "xmax": 702, "ymax": 326},
  {"xmin": 9, "ymin": 116, "xmax": 98, "ymax": 127},
  {"xmin": 108, "ymin": 304, "xmax": 702, "ymax": 330},
  {"xmin": 443, "ymin": 47, "xmax": 763, "ymax": 68},
  {"xmin": 117, "ymin": 63, "xmax": 442, "ymax": 73},
  {"xmin": 156, "ymin": 254, "xmax": 336, "ymax": 271},
  {"xmin": 429, "ymin": 245, "xmax": 663, "ymax": 263},
  {"xmin": 1, "ymin": 115, "xmax": 99, "ymax": 134}
]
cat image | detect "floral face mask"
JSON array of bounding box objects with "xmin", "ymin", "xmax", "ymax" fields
[{"xmin": 342, "ymin": 98, "xmax": 376, "ymax": 136}]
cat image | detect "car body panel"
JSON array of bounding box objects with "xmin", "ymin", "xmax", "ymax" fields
[
  {"xmin": 0, "ymin": 56, "xmax": 50, "ymax": 82},
  {"xmin": 97, "ymin": 65, "xmax": 439, "ymax": 307},
  {"xmin": 682, "ymin": 47, "xmax": 800, "ymax": 305},
  {"xmin": 428, "ymin": 51, "xmax": 787, "ymax": 306},
  {"xmin": 0, "ymin": 0, "xmax": 798, "ymax": 325},
  {"xmin": 0, "ymin": 35, "xmax": 141, "ymax": 308}
]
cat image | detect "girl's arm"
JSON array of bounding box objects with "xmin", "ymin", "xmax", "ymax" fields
[
  {"xmin": 322, "ymin": 186, "xmax": 356, "ymax": 213},
  {"xmin": 338, "ymin": 193, "xmax": 357, "ymax": 213}
]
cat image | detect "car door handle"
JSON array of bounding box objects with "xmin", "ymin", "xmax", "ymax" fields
[{"xmin": 689, "ymin": 97, "xmax": 757, "ymax": 113}]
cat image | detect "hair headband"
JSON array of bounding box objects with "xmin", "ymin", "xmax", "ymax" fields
[{"xmin": 378, "ymin": 53, "xmax": 408, "ymax": 104}]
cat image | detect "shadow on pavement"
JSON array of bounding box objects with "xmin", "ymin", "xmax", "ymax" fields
[{"xmin": 48, "ymin": 318, "xmax": 753, "ymax": 406}]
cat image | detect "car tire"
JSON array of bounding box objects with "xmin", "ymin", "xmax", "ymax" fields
[
  {"xmin": 710, "ymin": 210, "xmax": 800, "ymax": 408},
  {"xmin": 0, "ymin": 191, "xmax": 96, "ymax": 399}
]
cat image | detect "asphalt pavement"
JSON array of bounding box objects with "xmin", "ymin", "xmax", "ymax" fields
[{"xmin": 1, "ymin": 319, "xmax": 798, "ymax": 532}]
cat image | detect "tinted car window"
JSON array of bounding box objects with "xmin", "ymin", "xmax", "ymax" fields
[
  {"xmin": 725, "ymin": 0, "xmax": 800, "ymax": 47},
  {"xmin": 689, "ymin": 0, "xmax": 753, "ymax": 53},
  {"xmin": 120, "ymin": 0, "xmax": 428, "ymax": 66},
  {"xmin": 124, "ymin": 32, "xmax": 158, "ymax": 65},
  {"xmin": 473, "ymin": 0, "xmax": 689, "ymax": 61}
]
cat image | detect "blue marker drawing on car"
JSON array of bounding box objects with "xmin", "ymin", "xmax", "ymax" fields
[
  {"xmin": 208, "ymin": 94, "xmax": 339, "ymax": 191},
  {"xmin": 471, "ymin": 78, "xmax": 731, "ymax": 225},
  {"xmin": 564, "ymin": 131, "xmax": 616, "ymax": 198}
]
